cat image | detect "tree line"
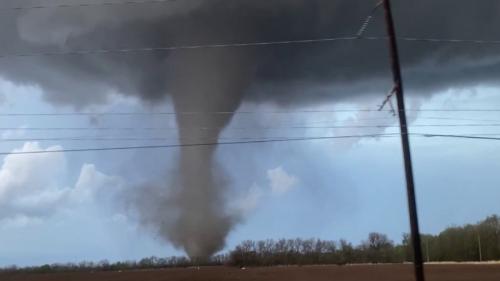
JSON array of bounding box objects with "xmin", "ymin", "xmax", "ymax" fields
[
  {"xmin": 412, "ymin": 215, "xmax": 500, "ymax": 262},
  {"xmin": 1, "ymin": 215, "xmax": 499, "ymax": 273},
  {"xmin": 230, "ymin": 215, "xmax": 500, "ymax": 266},
  {"xmin": 0, "ymin": 255, "xmax": 228, "ymax": 274}
]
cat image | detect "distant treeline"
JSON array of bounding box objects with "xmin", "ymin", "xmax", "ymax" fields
[
  {"xmin": 0, "ymin": 255, "xmax": 227, "ymax": 274},
  {"xmin": 229, "ymin": 235, "xmax": 397, "ymax": 266},
  {"xmin": 229, "ymin": 215, "xmax": 500, "ymax": 266},
  {"xmin": 1, "ymin": 215, "xmax": 499, "ymax": 273}
]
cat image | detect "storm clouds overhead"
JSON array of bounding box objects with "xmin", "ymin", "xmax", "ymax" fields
[{"xmin": 1, "ymin": 0, "xmax": 500, "ymax": 107}]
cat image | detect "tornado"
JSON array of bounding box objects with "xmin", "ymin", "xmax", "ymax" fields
[{"xmin": 159, "ymin": 48, "xmax": 255, "ymax": 259}]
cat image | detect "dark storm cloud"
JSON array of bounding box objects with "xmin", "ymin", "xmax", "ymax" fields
[
  {"xmin": 2, "ymin": 0, "xmax": 500, "ymax": 258},
  {"xmin": 1, "ymin": 0, "xmax": 499, "ymax": 107}
]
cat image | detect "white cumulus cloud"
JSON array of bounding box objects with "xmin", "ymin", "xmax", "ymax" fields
[
  {"xmin": 267, "ymin": 166, "xmax": 298, "ymax": 195},
  {"xmin": 0, "ymin": 142, "xmax": 122, "ymax": 225}
]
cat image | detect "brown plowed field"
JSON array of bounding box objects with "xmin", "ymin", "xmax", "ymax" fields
[{"xmin": 2, "ymin": 264, "xmax": 500, "ymax": 281}]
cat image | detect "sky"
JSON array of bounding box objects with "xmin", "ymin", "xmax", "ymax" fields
[{"xmin": 0, "ymin": 0, "xmax": 500, "ymax": 266}]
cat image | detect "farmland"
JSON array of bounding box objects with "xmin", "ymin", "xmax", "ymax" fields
[{"xmin": 2, "ymin": 264, "xmax": 500, "ymax": 281}]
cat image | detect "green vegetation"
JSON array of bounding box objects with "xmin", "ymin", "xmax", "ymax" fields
[
  {"xmin": 1, "ymin": 215, "xmax": 499, "ymax": 273},
  {"xmin": 231, "ymin": 215, "xmax": 500, "ymax": 266}
]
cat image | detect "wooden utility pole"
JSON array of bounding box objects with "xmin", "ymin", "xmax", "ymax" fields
[{"xmin": 382, "ymin": 1, "xmax": 425, "ymax": 281}]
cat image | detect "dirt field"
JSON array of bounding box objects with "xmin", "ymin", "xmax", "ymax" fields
[{"xmin": 1, "ymin": 264, "xmax": 500, "ymax": 281}]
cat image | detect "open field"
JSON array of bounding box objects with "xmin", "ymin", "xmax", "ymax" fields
[{"xmin": 2, "ymin": 264, "xmax": 500, "ymax": 281}]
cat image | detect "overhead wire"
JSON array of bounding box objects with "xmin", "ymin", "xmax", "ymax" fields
[
  {"xmin": 1, "ymin": 123, "xmax": 500, "ymax": 131},
  {"xmin": 0, "ymin": 133, "xmax": 498, "ymax": 156},
  {"xmin": 0, "ymin": 133, "xmax": 399, "ymax": 156},
  {"xmin": 1, "ymin": 0, "xmax": 500, "ymax": 61},
  {"xmin": 0, "ymin": 37, "xmax": 360, "ymax": 59},
  {"xmin": 256, "ymin": 116, "xmax": 500, "ymax": 126},
  {"xmin": 2, "ymin": 36, "xmax": 500, "ymax": 59},
  {"xmin": 1, "ymin": 0, "xmax": 497, "ymax": 48},
  {"xmin": 409, "ymin": 116, "xmax": 500, "ymax": 123},
  {"xmin": 1, "ymin": 0, "xmax": 179, "ymax": 11},
  {"xmin": 0, "ymin": 132, "xmax": 499, "ymax": 143},
  {"xmin": 4, "ymin": 123, "xmax": 500, "ymax": 131},
  {"xmin": 0, "ymin": 109, "xmax": 498, "ymax": 116},
  {"xmin": 364, "ymin": 36, "xmax": 500, "ymax": 45},
  {"xmin": 417, "ymin": 134, "xmax": 500, "ymax": 141}
]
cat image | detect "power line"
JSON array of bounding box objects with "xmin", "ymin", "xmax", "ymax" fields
[
  {"xmin": 0, "ymin": 37, "xmax": 359, "ymax": 59},
  {"xmin": 1, "ymin": 132, "xmax": 500, "ymax": 143},
  {"xmin": 417, "ymin": 134, "xmax": 500, "ymax": 141},
  {"xmin": 0, "ymin": 136, "xmax": 177, "ymax": 142},
  {"xmin": 2, "ymin": 35, "xmax": 500, "ymax": 59},
  {"xmin": 2, "ymin": 123, "xmax": 500, "ymax": 131},
  {"xmin": 0, "ymin": 133, "xmax": 398, "ymax": 156},
  {"xmin": 412, "ymin": 116, "xmax": 500, "ymax": 123},
  {"xmin": 301, "ymin": 116, "xmax": 500, "ymax": 124},
  {"xmin": 0, "ymin": 109, "xmax": 499, "ymax": 116},
  {"xmin": 1, "ymin": 2, "xmax": 499, "ymax": 47},
  {"xmin": 0, "ymin": 132, "xmax": 498, "ymax": 156},
  {"xmin": 263, "ymin": 117, "xmax": 500, "ymax": 127},
  {"xmin": 394, "ymin": 123, "xmax": 500, "ymax": 128},
  {"xmin": 0, "ymin": 135, "xmax": 366, "ymax": 142},
  {"xmin": 411, "ymin": 133, "xmax": 500, "ymax": 136},
  {"xmin": 1, "ymin": 0, "xmax": 179, "ymax": 11},
  {"xmin": 0, "ymin": 127, "xmax": 177, "ymax": 131},
  {"xmin": 223, "ymin": 123, "xmax": 500, "ymax": 129},
  {"xmin": 411, "ymin": 108, "xmax": 500, "ymax": 112},
  {"xmin": 0, "ymin": 110, "xmax": 365, "ymax": 116},
  {"xmin": 0, "ymin": 110, "xmax": 364, "ymax": 116},
  {"xmin": 364, "ymin": 36, "xmax": 500, "ymax": 45}
]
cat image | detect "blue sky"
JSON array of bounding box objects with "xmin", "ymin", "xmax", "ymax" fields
[{"xmin": 0, "ymin": 79, "xmax": 499, "ymax": 266}]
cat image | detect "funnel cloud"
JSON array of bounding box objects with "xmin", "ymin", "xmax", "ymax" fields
[{"xmin": 158, "ymin": 48, "xmax": 254, "ymax": 258}]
